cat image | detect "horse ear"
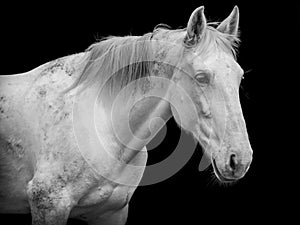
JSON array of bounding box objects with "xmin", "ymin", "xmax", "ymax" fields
[
  {"xmin": 184, "ymin": 6, "xmax": 207, "ymax": 47},
  {"xmin": 217, "ymin": 6, "xmax": 239, "ymax": 37}
]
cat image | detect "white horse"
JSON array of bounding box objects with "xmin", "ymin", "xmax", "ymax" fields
[{"xmin": 0, "ymin": 6, "xmax": 252, "ymax": 225}]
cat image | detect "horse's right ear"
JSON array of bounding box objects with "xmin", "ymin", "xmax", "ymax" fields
[
  {"xmin": 217, "ymin": 6, "xmax": 239, "ymax": 38},
  {"xmin": 184, "ymin": 6, "xmax": 207, "ymax": 47}
]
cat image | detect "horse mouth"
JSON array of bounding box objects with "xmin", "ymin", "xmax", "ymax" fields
[{"xmin": 212, "ymin": 158, "xmax": 236, "ymax": 182}]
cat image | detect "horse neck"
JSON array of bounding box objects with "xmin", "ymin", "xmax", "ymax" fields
[
  {"xmin": 95, "ymin": 75, "xmax": 172, "ymax": 163},
  {"xmin": 94, "ymin": 34, "xmax": 184, "ymax": 163}
]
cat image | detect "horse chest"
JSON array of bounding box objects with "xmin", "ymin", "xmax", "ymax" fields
[
  {"xmin": 77, "ymin": 184, "xmax": 114, "ymax": 207},
  {"xmin": 73, "ymin": 150, "xmax": 148, "ymax": 217},
  {"xmin": 71, "ymin": 183, "xmax": 133, "ymax": 218}
]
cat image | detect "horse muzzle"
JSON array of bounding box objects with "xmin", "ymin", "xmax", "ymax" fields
[{"xmin": 212, "ymin": 152, "xmax": 252, "ymax": 182}]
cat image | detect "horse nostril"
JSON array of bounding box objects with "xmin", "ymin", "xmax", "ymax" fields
[{"xmin": 229, "ymin": 153, "xmax": 237, "ymax": 171}]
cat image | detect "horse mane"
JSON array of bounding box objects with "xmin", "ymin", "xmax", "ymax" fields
[
  {"xmin": 66, "ymin": 23, "xmax": 240, "ymax": 94},
  {"xmin": 66, "ymin": 33, "xmax": 155, "ymax": 94}
]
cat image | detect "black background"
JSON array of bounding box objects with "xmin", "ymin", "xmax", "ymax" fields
[{"xmin": 0, "ymin": 0, "xmax": 292, "ymax": 224}]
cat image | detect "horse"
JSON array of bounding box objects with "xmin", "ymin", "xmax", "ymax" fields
[{"xmin": 0, "ymin": 5, "xmax": 253, "ymax": 225}]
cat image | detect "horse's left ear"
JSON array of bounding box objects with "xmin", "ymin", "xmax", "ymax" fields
[
  {"xmin": 217, "ymin": 6, "xmax": 239, "ymax": 38},
  {"xmin": 184, "ymin": 6, "xmax": 207, "ymax": 47}
]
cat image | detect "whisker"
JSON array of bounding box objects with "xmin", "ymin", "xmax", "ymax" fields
[
  {"xmin": 240, "ymin": 84, "xmax": 250, "ymax": 99},
  {"xmin": 244, "ymin": 68, "xmax": 252, "ymax": 75},
  {"xmin": 240, "ymin": 68, "xmax": 252, "ymax": 99}
]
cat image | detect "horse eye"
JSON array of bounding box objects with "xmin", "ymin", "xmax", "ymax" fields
[{"xmin": 195, "ymin": 73, "xmax": 210, "ymax": 84}]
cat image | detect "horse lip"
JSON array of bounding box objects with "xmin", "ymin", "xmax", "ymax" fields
[{"xmin": 212, "ymin": 158, "xmax": 236, "ymax": 182}]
